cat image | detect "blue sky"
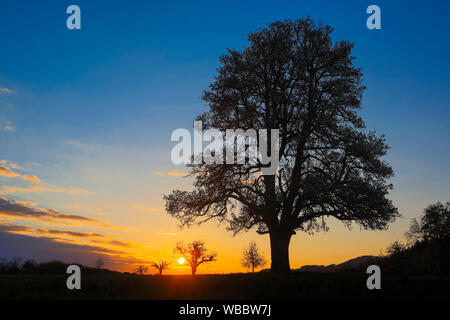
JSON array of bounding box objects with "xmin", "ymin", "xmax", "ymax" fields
[{"xmin": 0, "ymin": 0, "xmax": 449, "ymax": 271}]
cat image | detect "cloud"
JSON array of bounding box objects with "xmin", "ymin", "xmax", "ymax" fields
[
  {"xmin": 0, "ymin": 119, "xmax": 15, "ymax": 132},
  {"xmin": 0, "ymin": 88, "xmax": 14, "ymax": 94},
  {"xmin": 0, "ymin": 160, "xmax": 23, "ymax": 169},
  {"xmin": 0, "ymin": 166, "xmax": 20, "ymax": 178},
  {"xmin": 92, "ymin": 239, "xmax": 136, "ymax": 248},
  {"xmin": 67, "ymin": 140, "xmax": 100, "ymax": 152},
  {"xmin": 39, "ymin": 229, "xmax": 106, "ymax": 238},
  {"xmin": 168, "ymin": 170, "xmax": 186, "ymax": 176},
  {"xmin": 8, "ymin": 162, "xmax": 24, "ymax": 170},
  {"xmin": 0, "ymin": 222, "xmax": 151, "ymax": 272},
  {"xmin": 0, "ymin": 230, "xmax": 140, "ymax": 270},
  {"xmin": 160, "ymin": 232, "xmax": 178, "ymax": 237},
  {"xmin": 135, "ymin": 205, "xmax": 157, "ymax": 212},
  {"xmin": 0, "ymin": 184, "xmax": 94, "ymax": 195},
  {"xmin": 152, "ymin": 170, "xmax": 187, "ymax": 177},
  {"xmin": 108, "ymin": 240, "xmax": 133, "ymax": 247},
  {"xmin": 21, "ymin": 174, "xmax": 40, "ymax": 184},
  {"xmin": 0, "ymin": 222, "xmax": 107, "ymax": 239},
  {"xmin": 0, "ymin": 197, "xmax": 125, "ymax": 230},
  {"xmin": 14, "ymin": 200, "xmax": 38, "ymax": 207},
  {"xmin": 0, "ymin": 165, "xmax": 40, "ymax": 183},
  {"xmin": 0, "ymin": 220, "xmax": 142, "ymax": 254},
  {"xmin": 0, "ymin": 197, "xmax": 102, "ymax": 223},
  {"xmin": 0, "ymin": 161, "xmax": 93, "ymax": 195},
  {"xmin": 0, "ymin": 223, "xmax": 28, "ymax": 233}
]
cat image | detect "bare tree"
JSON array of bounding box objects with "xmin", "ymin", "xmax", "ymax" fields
[
  {"xmin": 95, "ymin": 257, "xmax": 104, "ymax": 269},
  {"xmin": 241, "ymin": 241, "xmax": 266, "ymax": 272},
  {"xmin": 134, "ymin": 264, "xmax": 148, "ymax": 275},
  {"xmin": 8, "ymin": 257, "xmax": 22, "ymax": 272},
  {"xmin": 150, "ymin": 261, "xmax": 170, "ymax": 275},
  {"xmin": 405, "ymin": 218, "xmax": 425, "ymax": 243},
  {"xmin": 174, "ymin": 240, "xmax": 217, "ymax": 275},
  {"xmin": 164, "ymin": 18, "xmax": 399, "ymax": 272}
]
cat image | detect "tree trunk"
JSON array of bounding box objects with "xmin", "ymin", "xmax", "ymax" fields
[
  {"xmin": 269, "ymin": 231, "xmax": 291, "ymax": 273},
  {"xmin": 191, "ymin": 265, "xmax": 197, "ymax": 275},
  {"xmin": 252, "ymin": 265, "xmax": 255, "ymax": 273}
]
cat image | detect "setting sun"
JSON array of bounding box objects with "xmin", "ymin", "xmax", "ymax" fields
[{"xmin": 178, "ymin": 257, "xmax": 185, "ymax": 265}]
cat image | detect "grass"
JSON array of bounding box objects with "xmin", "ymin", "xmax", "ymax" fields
[{"xmin": 1, "ymin": 272, "xmax": 449, "ymax": 300}]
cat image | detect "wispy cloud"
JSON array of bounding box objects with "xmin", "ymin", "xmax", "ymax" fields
[
  {"xmin": 0, "ymin": 230, "xmax": 139, "ymax": 270},
  {"xmin": 0, "ymin": 222, "xmax": 108, "ymax": 239},
  {"xmin": 0, "ymin": 166, "xmax": 40, "ymax": 184},
  {"xmin": 92, "ymin": 239, "xmax": 137, "ymax": 248},
  {"xmin": 0, "ymin": 119, "xmax": 15, "ymax": 132},
  {"xmin": 0, "ymin": 160, "xmax": 24, "ymax": 170},
  {"xmin": 67, "ymin": 139, "xmax": 101, "ymax": 152},
  {"xmin": 0, "ymin": 161, "xmax": 94, "ymax": 195},
  {"xmin": 168, "ymin": 170, "xmax": 186, "ymax": 177},
  {"xmin": 21, "ymin": 174, "xmax": 40, "ymax": 184},
  {"xmin": 0, "ymin": 166, "xmax": 20, "ymax": 178},
  {"xmin": 8, "ymin": 162, "xmax": 24, "ymax": 170},
  {"xmin": 152, "ymin": 170, "xmax": 187, "ymax": 177},
  {"xmin": 0, "ymin": 88, "xmax": 14, "ymax": 94},
  {"xmin": 135, "ymin": 205, "xmax": 157, "ymax": 212},
  {"xmin": 160, "ymin": 231, "xmax": 178, "ymax": 237},
  {"xmin": 0, "ymin": 184, "xmax": 94, "ymax": 195},
  {"xmin": 0, "ymin": 197, "xmax": 102, "ymax": 223}
]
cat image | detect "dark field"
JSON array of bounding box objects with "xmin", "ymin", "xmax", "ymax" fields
[{"xmin": 1, "ymin": 272, "xmax": 450, "ymax": 300}]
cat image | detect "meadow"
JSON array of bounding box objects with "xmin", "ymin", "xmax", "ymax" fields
[{"xmin": 1, "ymin": 272, "xmax": 449, "ymax": 300}]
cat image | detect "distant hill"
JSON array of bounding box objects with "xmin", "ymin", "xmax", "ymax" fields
[
  {"xmin": 295, "ymin": 255, "xmax": 378, "ymax": 273},
  {"xmin": 0, "ymin": 259, "xmax": 121, "ymax": 275}
]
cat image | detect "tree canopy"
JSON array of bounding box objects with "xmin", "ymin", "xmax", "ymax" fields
[
  {"xmin": 165, "ymin": 18, "xmax": 399, "ymax": 272},
  {"xmin": 406, "ymin": 202, "xmax": 450, "ymax": 242}
]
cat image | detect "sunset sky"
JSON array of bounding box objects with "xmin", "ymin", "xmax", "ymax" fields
[{"xmin": 1, "ymin": 0, "xmax": 449, "ymax": 274}]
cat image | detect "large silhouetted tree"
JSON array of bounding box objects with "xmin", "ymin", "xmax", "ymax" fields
[
  {"xmin": 164, "ymin": 18, "xmax": 398, "ymax": 272},
  {"xmin": 174, "ymin": 241, "xmax": 217, "ymax": 275}
]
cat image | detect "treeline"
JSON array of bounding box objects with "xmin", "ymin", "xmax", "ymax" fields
[
  {"xmin": 362, "ymin": 201, "xmax": 450, "ymax": 275},
  {"xmin": 375, "ymin": 238, "xmax": 450, "ymax": 275},
  {"xmin": 0, "ymin": 258, "xmax": 120, "ymax": 275}
]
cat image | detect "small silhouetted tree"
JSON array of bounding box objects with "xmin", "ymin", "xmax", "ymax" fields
[
  {"xmin": 7, "ymin": 257, "xmax": 22, "ymax": 273},
  {"xmin": 0, "ymin": 258, "xmax": 6, "ymax": 273},
  {"xmin": 164, "ymin": 18, "xmax": 399, "ymax": 272},
  {"xmin": 22, "ymin": 259, "xmax": 39, "ymax": 273},
  {"xmin": 150, "ymin": 261, "xmax": 170, "ymax": 275},
  {"xmin": 405, "ymin": 218, "xmax": 425, "ymax": 243},
  {"xmin": 241, "ymin": 241, "xmax": 266, "ymax": 272},
  {"xmin": 95, "ymin": 257, "xmax": 104, "ymax": 269},
  {"xmin": 134, "ymin": 264, "xmax": 148, "ymax": 275},
  {"xmin": 385, "ymin": 240, "xmax": 405, "ymax": 257},
  {"xmin": 174, "ymin": 240, "xmax": 217, "ymax": 275}
]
